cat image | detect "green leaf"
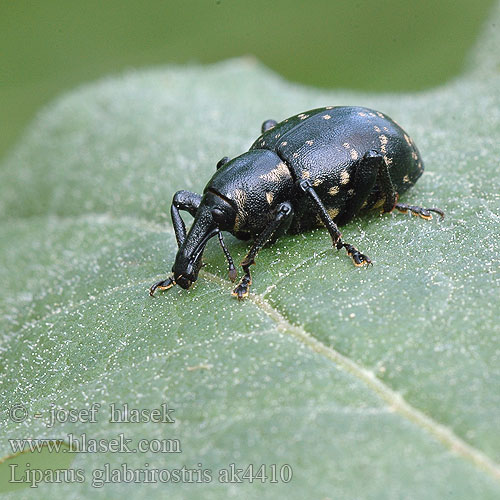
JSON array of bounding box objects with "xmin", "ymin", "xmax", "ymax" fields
[{"xmin": 1, "ymin": 4, "xmax": 500, "ymax": 498}]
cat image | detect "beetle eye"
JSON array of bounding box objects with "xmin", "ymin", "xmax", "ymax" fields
[{"xmin": 211, "ymin": 207, "xmax": 226, "ymax": 225}]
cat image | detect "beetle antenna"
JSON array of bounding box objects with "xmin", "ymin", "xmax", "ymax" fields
[{"xmin": 217, "ymin": 231, "xmax": 237, "ymax": 281}]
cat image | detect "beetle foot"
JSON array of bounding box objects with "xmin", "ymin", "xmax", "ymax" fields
[
  {"xmin": 149, "ymin": 276, "xmax": 175, "ymax": 296},
  {"xmin": 395, "ymin": 203, "xmax": 445, "ymax": 220},
  {"xmin": 341, "ymin": 243, "xmax": 372, "ymax": 267},
  {"xmin": 232, "ymin": 275, "xmax": 251, "ymax": 300}
]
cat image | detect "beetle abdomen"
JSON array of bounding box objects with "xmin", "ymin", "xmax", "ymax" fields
[{"xmin": 251, "ymin": 106, "xmax": 424, "ymax": 230}]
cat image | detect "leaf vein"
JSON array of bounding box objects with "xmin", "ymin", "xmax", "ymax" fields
[{"xmin": 202, "ymin": 269, "xmax": 500, "ymax": 482}]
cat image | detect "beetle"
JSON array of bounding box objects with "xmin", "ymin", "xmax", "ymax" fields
[{"xmin": 150, "ymin": 105, "xmax": 444, "ymax": 300}]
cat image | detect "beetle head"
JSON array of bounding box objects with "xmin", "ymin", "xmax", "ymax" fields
[{"xmin": 172, "ymin": 191, "xmax": 236, "ymax": 289}]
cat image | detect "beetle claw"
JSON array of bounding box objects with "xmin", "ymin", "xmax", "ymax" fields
[
  {"xmin": 149, "ymin": 276, "xmax": 175, "ymax": 296},
  {"xmin": 341, "ymin": 243, "xmax": 372, "ymax": 267},
  {"xmin": 428, "ymin": 207, "xmax": 445, "ymax": 220},
  {"xmin": 232, "ymin": 275, "xmax": 251, "ymax": 300},
  {"xmin": 395, "ymin": 203, "xmax": 445, "ymax": 221},
  {"xmin": 351, "ymin": 251, "xmax": 372, "ymax": 267}
]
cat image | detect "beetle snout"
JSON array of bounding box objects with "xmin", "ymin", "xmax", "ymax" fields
[
  {"xmin": 173, "ymin": 259, "xmax": 199, "ymax": 289},
  {"xmin": 175, "ymin": 274, "xmax": 193, "ymax": 290}
]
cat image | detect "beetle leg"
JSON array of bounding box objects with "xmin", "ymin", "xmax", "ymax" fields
[
  {"xmin": 365, "ymin": 153, "xmax": 445, "ymax": 219},
  {"xmin": 218, "ymin": 231, "xmax": 237, "ymax": 281},
  {"xmin": 375, "ymin": 153, "xmax": 398, "ymax": 213},
  {"xmin": 261, "ymin": 119, "xmax": 278, "ymax": 133},
  {"xmin": 299, "ymin": 179, "xmax": 372, "ymax": 267},
  {"xmin": 298, "ymin": 179, "xmax": 342, "ymax": 244},
  {"xmin": 394, "ymin": 203, "xmax": 445, "ymax": 220},
  {"xmin": 348, "ymin": 151, "xmax": 397, "ymax": 215},
  {"xmin": 335, "ymin": 150, "xmax": 380, "ymax": 226},
  {"xmin": 232, "ymin": 202, "xmax": 293, "ymax": 299}
]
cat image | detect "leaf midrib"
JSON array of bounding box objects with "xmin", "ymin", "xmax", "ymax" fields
[{"xmin": 201, "ymin": 271, "xmax": 500, "ymax": 483}]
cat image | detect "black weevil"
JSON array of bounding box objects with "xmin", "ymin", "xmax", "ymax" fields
[{"xmin": 150, "ymin": 106, "xmax": 444, "ymax": 300}]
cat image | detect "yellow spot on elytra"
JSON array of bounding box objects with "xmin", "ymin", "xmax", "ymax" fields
[
  {"xmin": 299, "ymin": 114, "xmax": 309, "ymax": 120},
  {"xmin": 383, "ymin": 127, "xmax": 389, "ymax": 131},
  {"xmin": 374, "ymin": 126, "xmax": 381, "ymax": 132},
  {"xmin": 275, "ymin": 133, "xmax": 281, "ymax": 139},
  {"xmin": 323, "ymin": 114, "xmax": 331, "ymax": 120},
  {"xmin": 411, "ymin": 151, "xmax": 418, "ymax": 160},
  {"xmin": 293, "ymin": 152, "xmax": 299, "ymax": 158},
  {"xmin": 347, "ymin": 189, "xmax": 355, "ymax": 196},
  {"xmin": 259, "ymin": 162, "xmax": 291, "ymax": 182},
  {"xmin": 350, "ymin": 149, "xmax": 359, "ymax": 160},
  {"xmin": 328, "ymin": 185, "xmax": 339, "ymax": 196},
  {"xmin": 343, "ymin": 142, "xmax": 350, "ymax": 148},
  {"xmin": 326, "ymin": 106, "xmax": 334, "ymax": 109},
  {"xmin": 404, "ymin": 134, "xmax": 412, "ymax": 146},
  {"xmin": 266, "ymin": 192, "xmax": 274, "ymax": 205},
  {"xmin": 379, "ymin": 134, "xmax": 388, "ymax": 153},
  {"xmin": 232, "ymin": 189, "xmax": 248, "ymax": 231},
  {"xmin": 313, "ymin": 178, "xmax": 323, "ymax": 186},
  {"xmin": 281, "ymin": 141, "xmax": 287, "ymax": 146},
  {"xmin": 302, "ymin": 170, "xmax": 311, "ymax": 179},
  {"xmin": 369, "ymin": 112, "xmax": 376, "ymax": 117},
  {"xmin": 306, "ymin": 140, "xmax": 314, "ymax": 145},
  {"xmin": 327, "ymin": 207, "xmax": 340, "ymax": 219},
  {"xmin": 383, "ymin": 155, "xmax": 393, "ymax": 165},
  {"xmin": 340, "ymin": 170, "xmax": 350, "ymax": 184},
  {"xmin": 358, "ymin": 112, "xmax": 367, "ymax": 117},
  {"xmin": 377, "ymin": 112, "xmax": 384, "ymax": 118},
  {"xmin": 403, "ymin": 175, "xmax": 410, "ymax": 183}
]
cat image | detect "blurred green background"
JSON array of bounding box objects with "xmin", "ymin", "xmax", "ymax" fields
[{"xmin": 0, "ymin": 0, "xmax": 494, "ymax": 162}]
